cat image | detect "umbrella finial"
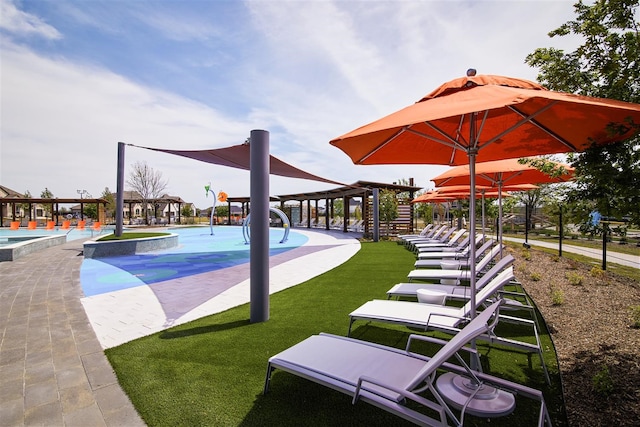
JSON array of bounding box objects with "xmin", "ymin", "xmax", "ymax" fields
[{"xmin": 466, "ymin": 68, "xmax": 477, "ymax": 76}]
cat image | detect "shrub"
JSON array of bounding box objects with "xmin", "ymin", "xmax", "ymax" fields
[
  {"xmin": 530, "ymin": 272, "xmax": 542, "ymax": 281},
  {"xmin": 566, "ymin": 271, "xmax": 583, "ymax": 286},
  {"xmin": 521, "ymin": 248, "xmax": 531, "ymax": 261},
  {"xmin": 592, "ymin": 366, "xmax": 614, "ymax": 396},
  {"xmin": 590, "ymin": 266, "xmax": 606, "ymax": 279},
  {"xmin": 630, "ymin": 305, "xmax": 640, "ymax": 329},
  {"xmin": 551, "ymin": 286, "xmax": 564, "ymax": 305}
]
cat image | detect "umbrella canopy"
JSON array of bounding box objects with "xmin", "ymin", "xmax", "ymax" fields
[
  {"xmin": 432, "ymin": 158, "xmax": 574, "ymax": 188},
  {"xmin": 432, "ymin": 158, "xmax": 574, "ymax": 249},
  {"xmin": 330, "ymin": 74, "xmax": 640, "ymax": 166},
  {"xmin": 330, "ymin": 71, "xmax": 640, "ymax": 325}
]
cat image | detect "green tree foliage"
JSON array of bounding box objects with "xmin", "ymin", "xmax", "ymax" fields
[
  {"xmin": 101, "ymin": 187, "xmax": 115, "ymax": 219},
  {"xmin": 84, "ymin": 204, "xmax": 98, "ymax": 220},
  {"xmin": 525, "ymin": 0, "xmax": 640, "ymax": 226},
  {"xmin": 20, "ymin": 190, "xmax": 32, "ymax": 219},
  {"xmin": 181, "ymin": 205, "xmax": 193, "ymax": 218},
  {"xmin": 40, "ymin": 188, "xmax": 53, "ymax": 218},
  {"xmin": 379, "ymin": 189, "xmax": 398, "ymax": 237}
]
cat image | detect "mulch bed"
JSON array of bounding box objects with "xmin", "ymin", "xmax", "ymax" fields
[{"xmin": 510, "ymin": 246, "xmax": 640, "ymax": 427}]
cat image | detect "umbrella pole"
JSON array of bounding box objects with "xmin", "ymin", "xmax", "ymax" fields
[
  {"xmin": 481, "ymin": 190, "xmax": 486, "ymax": 243},
  {"xmin": 468, "ymin": 148, "xmax": 479, "ymax": 371},
  {"xmin": 498, "ymin": 179, "xmax": 503, "ymax": 258}
]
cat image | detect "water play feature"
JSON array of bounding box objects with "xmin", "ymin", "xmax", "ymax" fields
[{"xmin": 242, "ymin": 208, "xmax": 290, "ymax": 244}]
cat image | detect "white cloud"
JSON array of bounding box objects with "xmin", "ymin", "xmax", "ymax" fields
[
  {"xmin": 1, "ymin": 0, "xmax": 585, "ymax": 209},
  {"xmin": 0, "ymin": 0, "xmax": 62, "ymax": 40}
]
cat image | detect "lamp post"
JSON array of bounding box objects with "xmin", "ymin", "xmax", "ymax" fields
[{"xmin": 77, "ymin": 189, "xmax": 87, "ymax": 220}]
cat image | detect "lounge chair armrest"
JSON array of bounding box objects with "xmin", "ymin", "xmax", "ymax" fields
[
  {"xmin": 498, "ymin": 314, "xmax": 535, "ymax": 326},
  {"xmin": 426, "ymin": 312, "xmax": 469, "ymax": 327},
  {"xmin": 406, "ymin": 334, "xmax": 479, "ymax": 357},
  {"xmin": 353, "ymin": 375, "xmax": 443, "ymax": 415}
]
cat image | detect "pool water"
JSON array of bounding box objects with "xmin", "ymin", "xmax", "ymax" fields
[
  {"xmin": 0, "ymin": 227, "xmax": 106, "ymax": 241},
  {"xmin": 80, "ymin": 226, "xmax": 308, "ymax": 296}
]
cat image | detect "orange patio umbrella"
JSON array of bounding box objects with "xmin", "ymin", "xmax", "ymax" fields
[
  {"xmin": 330, "ymin": 70, "xmax": 640, "ymax": 326},
  {"xmin": 432, "ymin": 158, "xmax": 574, "ymax": 248}
]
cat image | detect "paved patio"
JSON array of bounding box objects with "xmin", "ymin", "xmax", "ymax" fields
[{"xmin": 0, "ymin": 228, "xmax": 361, "ymax": 426}]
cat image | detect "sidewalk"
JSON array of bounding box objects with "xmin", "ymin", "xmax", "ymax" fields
[
  {"xmin": 502, "ymin": 236, "xmax": 639, "ymax": 269},
  {"xmin": 0, "ymin": 239, "xmax": 145, "ymax": 427}
]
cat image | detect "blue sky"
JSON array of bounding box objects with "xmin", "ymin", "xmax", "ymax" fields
[{"xmin": 1, "ymin": 0, "xmax": 580, "ymax": 209}]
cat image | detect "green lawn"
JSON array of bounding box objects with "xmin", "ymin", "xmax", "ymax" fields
[{"xmin": 106, "ymin": 241, "xmax": 565, "ymax": 426}]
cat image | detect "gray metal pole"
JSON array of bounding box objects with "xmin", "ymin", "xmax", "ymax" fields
[
  {"xmin": 250, "ymin": 130, "xmax": 270, "ymax": 323},
  {"xmin": 115, "ymin": 142, "xmax": 125, "ymax": 237},
  {"xmin": 372, "ymin": 188, "xmax": 379, "ymax": 242}
]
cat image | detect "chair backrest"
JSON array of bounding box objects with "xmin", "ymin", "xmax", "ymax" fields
[
  {"xmin": 61, "ymin": 220, "xmax": 71, "ymax": 229},
  {"xmin": 46, "ymin": 221, "xmax": 55, "ymax": 230},
  {"xmin": 406, "ymin": 300, "xmax": 503, "ymax": 390},
  {"xmin": 419, "ymin": 224, "xmax": 434, "ymax": 236},
  {"xmin": 437, "ymin": 227, "xmax": 457, "ymax": 242},
  {"xmin": 77, "ymin": 220, "xmax": 86, "ymax": 229},
  {"xmin": 473, "ymin": 239, "xmax": 494, "ymax": 261},
  {"xmin": 10, "ymin": 221, "xmax": 20, "ymax": 230},
  {"xmin": 474, "ymin": 255, "xmax": 515, "ymax": 291},
  {"xmin": 475, "ymin": 244, "xmax": 506, "ymax": 272},
  {"xmin": 27, "ymin": 221, "xmax": 37, "ymax": 229},
  {"xmin": 449, "ymin": 231, "xmax": 469, "ymax": 247},
  {"xmin": 92, "ymin": 222, "xmax": 101, "ymax": 230},
  {"xmin": 459, "ymin": 266, "xmax": 515, "ymax": 315},
  {"xmin": 458, "ymin": 234, "xmax": 484, "ymax": 256}
]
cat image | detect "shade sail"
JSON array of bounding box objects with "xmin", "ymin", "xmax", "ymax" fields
[{"xmin": 132, "ymin": 143, "xmax": 346, "ymax": 186}]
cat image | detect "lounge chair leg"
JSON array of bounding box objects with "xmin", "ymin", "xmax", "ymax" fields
[{"xmin": 264, "ymin": 363, "xmax": 274, "ymax": 395}]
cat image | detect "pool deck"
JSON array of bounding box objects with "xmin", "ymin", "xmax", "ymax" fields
[{"xmin": 0, "ymin": 228, "xmax": 361, "ymax": 426}]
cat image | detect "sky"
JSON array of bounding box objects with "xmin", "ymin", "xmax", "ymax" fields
[{"xmin": 0, "ymin": 0, "xmax": 582, "ymax": 210}]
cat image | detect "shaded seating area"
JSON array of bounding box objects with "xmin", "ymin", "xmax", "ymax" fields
[{"xmin": 265, "ymin": 300, "xmax": 552, "ymax": 426}]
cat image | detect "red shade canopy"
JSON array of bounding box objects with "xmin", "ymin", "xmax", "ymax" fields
[{"xmin": 132, "ymin": 143, "xmax": 346, "ymax": 186}]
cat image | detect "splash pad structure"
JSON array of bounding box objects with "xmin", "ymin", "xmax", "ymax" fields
[{"xmin": 242, "ymin": 208, "xmax": 290, "ymax": 244}]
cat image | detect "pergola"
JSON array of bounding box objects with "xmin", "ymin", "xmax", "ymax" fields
[
  {"xmin": 225, "ymin": 180, "xmax": 421, "ymax": 235},
  {"xmin": 0, "ymin": 197, "xmax": 108, "ymax": 226}
]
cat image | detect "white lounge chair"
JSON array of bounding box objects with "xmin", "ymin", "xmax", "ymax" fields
[
  {"xmin": 413, "ymin": 239, "xmax": 495, "ymax": 269},
  {"xmin": 398, "ymin": 223, "xmax": 434, "ymax": 239},
  {"xmin": 388, "ymin": 254, "xmax": 515, "ymax": 300},
  {"xmin": 409, "ymin": 229, "xmax": 467, "ymax": 251},
  {"xmin": 264, "ymin": 300, "xmax": 552, "ymax": 426},
  {"xmin": 416, "ymin": 234, "xmax": 484, "ymax": 259},
  {"xmin": 348, "ymin": 267, "xmax": 550, "ymax": 384},
  {"xmin": 407, "ymin": 250, "xmax": 512, "ymax": 285},
  {"xmin": 401, "ymin": 224, "xmax": 449, "ymax": 244}
]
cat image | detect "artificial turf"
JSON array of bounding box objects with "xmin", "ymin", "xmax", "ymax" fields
[{"xmin": 106, "ymin": 240, "xmax": 565, "ymax": 426}]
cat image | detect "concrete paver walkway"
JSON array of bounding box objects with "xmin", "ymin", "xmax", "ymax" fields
[
  {"xmin": 0, "ymin": 239, "xmax": 145, "ymax": 427},
  {"xmin": 502, "ymin": 236, "xmax": 639, "ymax": 269}
]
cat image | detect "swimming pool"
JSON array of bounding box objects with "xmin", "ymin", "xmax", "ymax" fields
[
  {"xmin": 80, "ymin": 226, "xmax": 308, "ymax": 296},
  {"xmin": 0, "ymin": 226, "xmax": 108, "ymax": 241}
]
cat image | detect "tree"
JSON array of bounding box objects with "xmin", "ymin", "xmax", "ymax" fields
[
  {"xmin": 101, "ymin": 187, "xmax": 115, "ymax": 220},
  {"xmin": 84, "ymin": 204, "xmax": 98, "ymax": 220},
  {"xmin": 126, "ymin": 161, "xmax": 168, "ymax": 225},
  {"xmin": 525, "ymin": 0, "xmax": 640, "ymax": 226},
  {"xmin": 40, "ymin": 188, "xmax": 53, "ymax": 218},
  {"xmin": 181, "ymin": 205, "xmax": 193, "ymax": 218},
  {"xmin": 20, "ymin": 190, "xmax": 32, "ymax": 219},
  {"xmin": 379, "ymin": 189, "xmax": 398, "ymax": 237}
]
